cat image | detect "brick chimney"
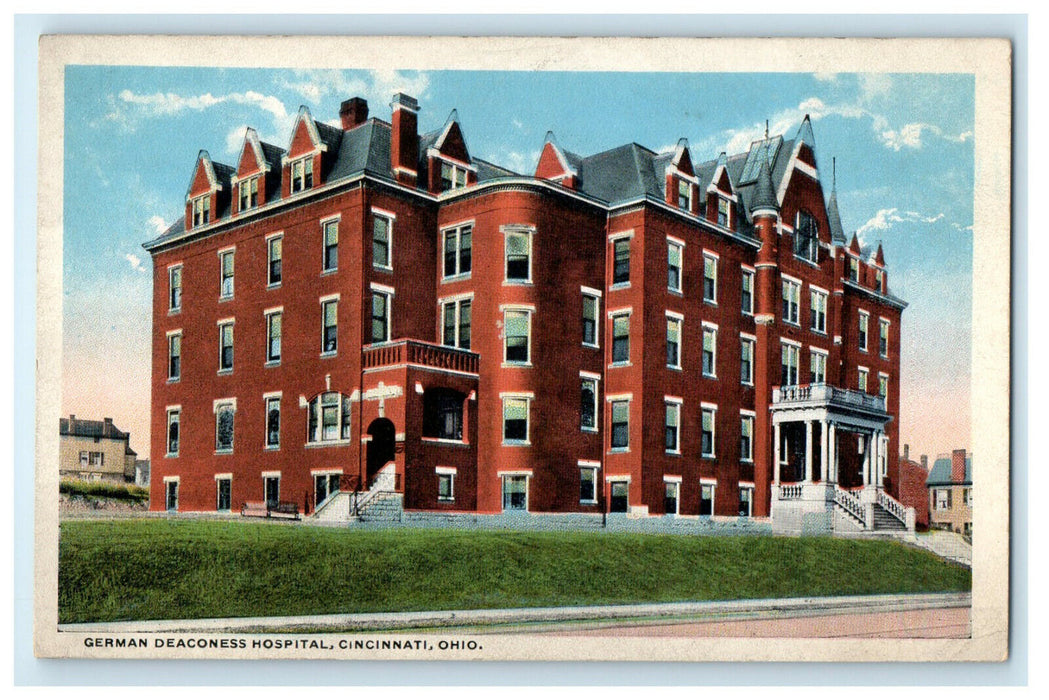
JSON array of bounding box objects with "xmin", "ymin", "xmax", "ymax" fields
[
  {"xmin": 390, "ymin": 93, "xmax": 419, "ymax": 186},
  {"xmin": 920, "ymin": 454, "xmax": 928, "ymax": 472},
  {"xmin": 339, "ymin": 97, "xmax": 368, "ymax": 130},
  {"xmin": 951, "ymin": 448, "xmax": 967, "ymax": 482},
  {"xmin": 903, "ymin": 443, "xmax": 910, "ymax": 461}
]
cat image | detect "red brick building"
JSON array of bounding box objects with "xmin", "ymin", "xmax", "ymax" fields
[{"xmin": 144, "ymin": 93, "xmax": 907, "ymax": 528}]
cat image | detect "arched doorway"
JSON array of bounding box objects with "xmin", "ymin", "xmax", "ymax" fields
[{"xmin": 366, "ymin": 418, "xmax": 396, "ymax": 484}]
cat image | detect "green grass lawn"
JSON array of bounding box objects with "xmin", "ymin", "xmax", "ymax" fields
[
  {"xmin": 60, "ymin": 479, "xmax": 149, "ymax": 503},
  {"xmin": 59, "ymin": 519, "xmax": 971, "ymax": 624}
]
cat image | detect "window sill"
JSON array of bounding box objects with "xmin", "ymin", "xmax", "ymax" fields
[
  {"xmin": 373, "ymin": 265, "xmax": 394, "ymax": 273},
  {"xmin": 742, "ymin": 310, "xmax": 754, "ymax": 318},
  {"xmin": 441, "ymin": 273, "xmax": 472, "ymax": 284},
  {"xmin": 702, "ymin": 373, "xmax": 718, "ymax": 380},
  {"xmin": 438, "ymin": 497, "xmax": 455, "ymax": 503},
  {"xmin": 581, "ymin": 427, "xmax": 599, "ymax": 434},
  {"xmin": 219, "ymin": 296, "xmax": 234, "ymax": 303},
  {"xmin": 502, "ymin": 362, "xmax": 533, "ymax": 369},
  {"xmin": 305, "ymin": 440, "xmax": 353, "ymax": 449},
  {"xmin": 609, "ymin": 282, "xmax": 630, "ymax": 291},
  {"xmin": 265, "ymin": 445, "xmax": 280, "ymax": 452},
  {"xmin": 609, "ymin": 362, "xmax": 632, "ymax": 369},
  {"xmin": 267, "ymin": 282, "xmax": 282, "ymax": 290},
  {"xmin": 608, "ymin": 447, "xmax": 630, "ymax": 454},
  {"xmin": 701, "ymin": 453, "xmax": 717, "ymax": 460},
  {"xmin": 741, "ymin": 380, "xmax": 754, "ymax": 387},
  {"xmin": 168, "ymin": 308, "xmax": 181, "ymax": 316},
  {"xmin": 667, "ymin": 365, "xmax": 682, "ymax": 372},
  {"xmin": 582, "ymin": 342, "xmax": 600, "ymax": 350},
  {"xmin": 321, "ymin": 268, "xmax": 338, "ymax": 277},
  {"xmin": 783, "ymin": 320, "xmax": 801, "ymax": 328},
  {"xmin": 421, "ymin": 437, "xmax": 470, "ymax": 448},
  {"xmin": 320, "ymin": 351, "xmax": 338, "ymax": 359},
  {"xmin": 265, "ymin": 360, "xmax": 281, "ymax": 368},
  {"xmin": 793, "ymin": 255, "xmax": 821, "ymax": 268},
  {"xmin": 167, "ymin": 377, "xmax": 180, "ymax": 384},
  {"xmin": 668, "ymin": 288, "xmax": 683, "ymax": 296},
  {"xmin": 217, "ymin": 369, "xmax": 233, "ymax": 376},
  {"xmin": 665, "ymin": 450, "xmax": 681, "ymax": 457},
  {"xmin": 502, "ymin": 440, "xmax": 532, "ymax": 447},
  {"xmin": 215, "ymin": 449, "xmax": 233, "ymax": 456},
  {"xmin": 503, "ymin": 279, "xmax": 533, "ymax": 286},
  {"xmin": 580, "ymin": 499, "xmax": 598, "ymax": 506},
  {"xmin": 164, "ymin": 453, "xmax": 178, "ymax": 459},
  {"xmin": 703, "ymin": 299, "xmax": 718, "ymax": 306},
  {"xmin": 811, "ymin": 328, "xmax": 827, "ymax": 336}
]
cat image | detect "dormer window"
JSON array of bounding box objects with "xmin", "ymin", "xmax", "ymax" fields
[
  {"xmin": 794, "ymin": 211, "xmax": 819, "ymax": 263},
  {"xmin": 440, "ymin": 161, "xmax": 468, "ymax": 192},
  {"xmin": 849, "ymin": 257, "xmax": 860, "ymax": 282},
  {"xmin": 677, "ymin": 180, "xmax": 692, "ymax": 210},
  {"xmin": 291, "ymin": 157, "xmax": 314, "ymax": 193},
  {"xmin": 717, "ymin": 198, "xmax": 730, "ymax": 227},
  {"xmin": 238, "ymin": 176, "xmax": 259, "ymax": 211},
  {"xmin": 875, "ymin": 269, "xmax": 884, "ymax": 292},
  {"xmin": 191, "ymin": 195, "xmax": 210, "ymax": 228}
]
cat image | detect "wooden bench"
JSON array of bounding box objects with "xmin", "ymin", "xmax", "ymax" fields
[
  {"xmin": 240, "ymin": 501, "xmax": 300, "ymax": 520},
  {"xmin": 240, "ymin": 501, "xmax": 270, "ymax": 518}
]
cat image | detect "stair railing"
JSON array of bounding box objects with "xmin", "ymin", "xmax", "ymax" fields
[
  {"xmin": 876, "ymin": 489, "xmax": 908, "ymax": 525},
  {"xmin": 834, "ymin": 485, "xmax": 866, "ymax": 525}
]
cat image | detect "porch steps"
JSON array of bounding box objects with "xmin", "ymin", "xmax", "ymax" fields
[
  {"xmin": 872, "ymin": 503, "xmax": 908, "ymax": 532},
  {"xmin": 357, "ymin": 492, "xmax": 404, "ymax": 523}
]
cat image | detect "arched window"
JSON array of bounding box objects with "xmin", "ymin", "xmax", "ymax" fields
[
  {"xmin": 306, "ymin": 392, "xmax": 352, "ymax": 444},
  {"xmin": 422, "ymin": 388, "xmax": 465, "ymax": 441}
]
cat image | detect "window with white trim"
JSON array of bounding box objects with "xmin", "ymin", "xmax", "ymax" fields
[
  {"xmin": 267, "ymin": 235, "xmax": 282, "ymax": 286},
  {"xmin": 781, "ymin": 343, "xmax": 799, "ymax": 386},
  {"xmin": 741, "ymin": 268, "xmax": 754, "ymax": 315},
  {"xmin": 503, "ymin": 308, "xmax": 531, "ymax": 364},
  {"xmin": 667, "ymin": 240, "xmax": 683, "ymax": 293},
  {"xmin": 266, "ymin": 310, "xmax": 282, "ymax": 364},
  {"xmin": 700, "ymin": 483, "xmax": 715, "ymax": 516},
  {"xmin": 717, "ymin": 197, "xmax": 730, "ymax": 227},
  {"xmin": 879, "ymin": 319, "xmax": 890, "ymax": 357},
  {"xmin": 440, "ymin": 161, "xmax": 468, "ymax": 191},
  {"xmin": 664, "ymin": 480, "xmax": 680, "ymax": 515},
  {"xmin": 218, "ymin": 322, "xmax": 234, "ymax": 372},
  {"xmin": 422, "ymin": 389, "xmax": 465, "ymax": 441},
  {"xmin": 168, "ymin": 265, "xmax": 182, "ymax": 312},
  {"xmin": 849, "ymin": 257, "xmax": 859, "ymax": 282},
  {"xmin": 437, "ymin": 468, "xmax": 456, "ymax": 502},
  {"xmin": 371, "ymin": 291, "xmax": 391, "ymax": 344},
  {"xmin": 612, "ymin": 237, "xmax": 630, "ymax": 285},
  {"xmin": 703, "ymin": 254, "xmax": 718, "ymax": 303},
  {"xmin": 794, "ymin": 210, "xmax": 819, "ymax": 263},
  {"xmin": 810, "ymin": 349, "xmax": 827, "ymax": 385},
  {"xmin": 166, "ymin": 408, "xmax": 180, "ymax": 456},
  {"xmin": 740, "ymin": 414, "xmax": 754, "ymax": 462},
  {"xmin": 505, "ymin": 230, "xmax": 532, "ymax": 283},
  {"xmin": 879, "ymin": 373, "xmax": 889, "ymax": 401},
  {"xmin": 265, "ymin": 397, "xmax": 280, "ymax": 448},
  {"xmin": 239, "ymin": 176, "xmax": 259, "ymax": 211},
  {"xmin": 373, "ymin": 213, "xmax": 392, "ymax": 270},
  {"xmin": 739, "ymin": 485, "xmax": 754, "ymax": 517},
  {"xmin": 580, "ymin": 376, "xmax": 598, "ymax": 432},
  {"xmin": 321, "ymin": 299, "xmax": 338, "ymax": 354},
  {"xmin": 307, "ymin": 392, "xmax": 352, "ymax": 444},
  {"xmin": 291, "ymin": 156, "xmax": 314, "ymax": 193},
  {"xmin": 191, "ymin": 194, "xmax": 210, "ymax": 227},
  {"xmin": 579, "ymin": 466, "xmax": 598, "ymax": 504},
  {"xmin": 740, "ymin": 336, "xmax": 755, "ymax": 385},
  {"xmin": 582, "ymin": 292, "xmax": 600, "ymax": 347},
  {"xmin": 610, "ymin": 400, "xmax": 630, "ymax": 450},
  {"xmin": 677, "ymin": 179, "xmax": 692, "ymax": 210},
  {"xmin": 859, "ymin": 311, "xmax": 869, "ymax": 351},
  {"xmin": 219, "ymin": 250, "xmax": 234, "ymax": 299},
  {"xmin": 701, "ymin": 407, "xmax": 716, "ymax": 458},
  {"xmin": 322, "ymin": 219, "xmax": 338, "ymax": 272},
  {"xmin": 875, "ymin": 269, "xmax": 884, "ymax": 292},
  {"xmin": 167, "ymin": 332, "xmax": 181, "ymax": 381},
  {"xmin": 782, "ymin": 279, "xmax": 800, "ymax": 325},
  {"xmin": 216, "ymin": 477, "xmax": 232, "ymax": 512},
  {"xmin": 441, "ymin": 298, "xmax": 472, "ymax": 350},
  {"xmin": 442, "ymin": 225, "xmax": 472, "ymax": 279},
  {"xmin": 810, "ymin": 289, "xmax": 827, "ymax": 333},
  {"xmin": 666, "ymin": 315, "xmax": 681, "ymax": 369},
  {"xmin": 702, "ymin": 325, "xmax": 717, "ymax": 378},
  {"xmin": 215, "ymin": 401, "xmax": 235, "ymax": 453},
  {"xmin": 611, "ymin": 312, "xmax": 630, "ymax": 364},
  {"xmin": 502, "ymin": 396, "xmax": 530, "ymax": 444},
  {"xmin": 858, "ymin": 367, "xmax": 869, "ymax": 393},
  {"xmin": 665, "ymin": 400, "xmax": 681, "ymax": 454}
]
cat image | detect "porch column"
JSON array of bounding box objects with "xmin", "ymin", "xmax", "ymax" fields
[
  {"xmin": 773, "ymin": 421, "xmax": 781, "ymax": 484},
  {"xmin": 829, "ymin": 422, "xmax": 837, "ymax": 483},
  {"xmin": 820, "ymin": 420, "xmax": 829, "ymax": 483},
  {"xmin": 862, "ymin": 433, "xmax": 872, "ymax": 486},
  {"xmin": 804, "ymin": 420, "xmax": 813, "ymax": 482},
  {"xmin": 873, "ymin": 430, "xmax": 883, "ymax": 487}
]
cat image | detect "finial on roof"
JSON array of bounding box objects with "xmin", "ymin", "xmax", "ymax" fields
[
  {"xmin": 765, "ymin": 120, "xmax": 769, "ymax": 140},
  {"xmin": 832, "ymin": 156, "xmax": 837, "ymax": 192}
]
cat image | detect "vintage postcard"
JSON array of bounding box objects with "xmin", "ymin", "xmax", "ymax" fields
[{"xmin": 34, "ymin": 35, "xmax": 1011, "ymax": 662}]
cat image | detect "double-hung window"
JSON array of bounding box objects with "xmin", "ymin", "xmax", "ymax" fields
[
  {"xmin": 611, "ymin": 312, "xmax": 630, "ymax": 364},
  {"xmin": 667, "ymin": 239, "xmax": 683, "ymax": 293},
  {"xmin": 580, "ymin": 375, "xmax": 598, "ymax": 432},
  {"xmin": 168, "ymin": 265, "xmax": 182, "ymax": 312},
  {"xmin": 267, "ymin": 235, "xmax": 282, "ymax": 286},
  {"xmin": 504, "ymin": 229, "xmax": 532, "ymax": 283},
  {"xmin": 266, "ymin": 310, "xmax": 282, "ymax": 364},
  {"xmin": 717, "ymin": 197, "xmax": 730, "ymax": 227},
  {"xmin": 701, "ymin": 405, "xmax": 717, "ymax": 458},
  {"xmin": 612, "ymin": 237, "xmax": 630, "ymax": 286},
  {"xmin": 665, "ymin": 399, "xmax": 681, "ymax": 454},
  {"xmin": 879, "ymin": 319, "xmax": 890, "ymax": 357},
  {"xmin": 849, "ymin": 257, "xmax": 859, "ymax": 282},
  {"xmin": 215, "ymin": 400, "xmax": 235, "ymax": 453},
  {"xmin": 858, "ymin": 311, "xmax": 869, "ymax": 351},
  {"xmin": 875, "ymin": 269, "xmax": 885, "ymax": 292},
  {"xmin": 265, "ymin": 396, "xmax": 281, "ymax": 449},
  {"xmin": 441, "ymin": 297, "xmax": 472, "ymax": 350},
  {"xmin": 442, "ymin": 225, "xmax": 472, "ymax": 279},
  {"xmin": 437, "ymin": 468, "xmax": 456, "ymax": 502},
  {"xmin": 579, "ymin": 465, "xmax": 598, "ymax": 504},
  {"xmin": 503, "ymin": 308, "xmax": 531, "ymax": 364},
  {"xmin": 216, "ymin": 477, "xmax": 232, "ymax": 512},
  {"xmin": 307, "ymin": 392, "xmax": 352, "ymax": 444},
  {"xmin": 502, "ymin": 396, "xmax": 530, "ymax": 444},
  {"xmin": 794, "ymin": 211, "xmax": 819, "ymax": 263},
  {"xmin": 700, "ymin": 482, "xmax": 715, "ymax": 516},
  {"xmin": 664, "ymin": 480, "xmax": 681, "ymax": 516},
  {"xmin": 677, "ymin": 179, "xmax": 692, "ymax": 210},
  {"xmin": 291, "ymin": 156, "xmax": 313, "ymax": 193},
  {"xmin": 218, "ymin": 321, "xmax": 234, "ymax": 372},
  {"xmin": 741, "ymin": 267, "xmax": 754, "ymax": 315},
  {"xmin": 372, "ymin": 212, "xmax": 393, "ymax": 270},
  {"xmin": 858, "ymin": 367, "xmax": 869, "ymax": 393},
  {"xmin": 781, "ymin": 342, "xmax": 799, "ymax": 386},
  {"xmin": 703, "ymin": 253, "xmax": 718, "ymax": 303},
  {"xmin": 666, "ymin": 314, "xmax": 682, "ymax": 369},
  {"xmin": 191, "ymin": 195, "xmax": 210, "ymax": 227},
  {"xmin": 440, "ymin": 161, "xmax": 468, "ymax": 191},
  {"xmin": 166, "ymin": 408, "xmax": 180, "ymax": 456},
  {"xmin": 740, "ymin": 413, "xmax": 754, "ymax": 462},
  {"xmin": 167, "ymin": 331, "xmax": 181, "ymax": 381},
  {"xmin": 239, "ymin": 176, "xmax": 259, "ymax": 211},
  {"xmin": 741, "ymin": 335, "xmax": 755, "ymax": 385},
  {"xmin": 782, "ymin": 278, "xmax": 800, "ymax": 325},
  {"xmin": 702, "ymin": 323, "xmax": 718, "ymax": 378},
  {"xmin": 610, "ymin": 399, "xmax": 630, "ymax": 450},
  {"xmin": 219, "ymin": 249, "xmax": 235, "ymax": 299},
  {"xmin": 810, "ymin": 349, "xmax": 827, "ymax": 385},
  {"xmin": 581, "ymin": 290, "xmax": 600, "ymax": 348},
  {"xmin": 879, "ymin": 373, "xmax": 889, "ymax": 401},
  {"xmin": 321, "ymin": 298, "xmax": 338, "ymax": 354},
  {"xmin": 322, "ymin": 219, "xmax": 338, "ymax": 272},
  {"xmin": 810, "ymin": 289, "xmax": 827, "ymax": 333},
  {"xmin": 371, "ymin": 288, "xmax": 392, "ymax": 344}
]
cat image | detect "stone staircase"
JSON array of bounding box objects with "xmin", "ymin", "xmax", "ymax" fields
[
  {"xmin": 872, "ymin": 503, "xmax": 908, "ymax": 532},
  {"xmin": 357, "ymin": 491, "xmax": 404, "ymax": 523}
]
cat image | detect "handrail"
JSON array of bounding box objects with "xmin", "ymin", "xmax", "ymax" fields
[
  {"xmin": 773, "ymin": 383, "xmax": 886, "ymax": 412},
  {"xmin": 362, "ymin": 338, "xmax": 480, "ymax": 374},
  {"xmin": 877, "ymin": 489, "xmax": 907, "ymax": 524},
  {"xmin": 834, "ymin": 485, "xmax": 866, "ymax": 524}
]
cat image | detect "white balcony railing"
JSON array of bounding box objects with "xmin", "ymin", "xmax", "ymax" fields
[
  {"xmin": 773, "ymin": 383, "xmax": 886, "ymax": 413},
  {"xmin": 779, "ymin": 484, "xmax": 803, "ymax": 500}
]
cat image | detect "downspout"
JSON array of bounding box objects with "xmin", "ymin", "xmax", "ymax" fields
[{"xmin": 357, "ymin": 185, "xmax": 370, "ymax": 514}]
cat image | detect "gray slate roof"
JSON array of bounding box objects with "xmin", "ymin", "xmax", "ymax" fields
[
  {"xmin": 926, "ymin": 455, "xmax": 973, "ymax": 486},
  {"xmin": 60, "ymin": 417, "xmax": 129, "ymax": 441}
]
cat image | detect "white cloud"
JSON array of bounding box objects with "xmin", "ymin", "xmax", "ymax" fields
[
  {"xmin": 856, "ymin": 208, "xmax": 946, "ymax": 238},
  {"xmin": 278, "ymin": 69, "xmax": 431, "ymax": 108},
  {"xmin": 812, "ymin": 72, "xmax": 839, "ymax": 83},
  {"xmin": 502, "ymin": 149, "xmax": 540, "ymax": 174},
  {"xmin": 878, "ymin": 122, "xmax": 973, "ymax": 151},
  {"xmin": 124, "ymin": 253, "xmax": 146, "ymax": 273},
  {"xmin": 859, "ymin": 74, "xmax": 893, "ymax": 102},
  {"xmin": 147, "ymin": 215, "xmax": 169, "ymax": 235}
]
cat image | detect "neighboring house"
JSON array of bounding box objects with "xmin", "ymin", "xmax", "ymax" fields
[
  {"xmin": 897, "ymin": 445, "xmax": 930, "ymax": 529},
  {"xmin": 926, "ymin": 449, "xmax": 973, "ymax": 536},
  {"xmin": 59, "ymin": 415, "xmax": 136, "ymax": 483},
  {"xmin": 134, "ymin": 459, "xmax": 151, "ymax": 488},
  {"xmin": 143, "ymin": 93, "xmax": 905, "ymax": 522}
]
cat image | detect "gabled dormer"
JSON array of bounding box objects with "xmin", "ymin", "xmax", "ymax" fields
[
  {"xmin": 664, "ymin": 138, "xmax": 699, "ymax": 216},
  {"xmin": 535, "ymin": 131, "xmax": 580, "ymax": 189},
  {"xmin": 281, "ymin": 106, "xmax": 329, "ymax": 198},
  {"xmin": 704, "ymin": 153, "xmax": 739, "ymax": 231},
  {"xmin": 425, "ymin": 109, "xmax": 477, "ymax": 194},
  {"xmin": 231, "ymin": 127, "xmax": 284, "ymax": 216},
  {"xmin": 869, "ymin": 242, "xmax": 888, "ymax": 292},
  {"xmin": 184, "ymin": 150, "xmax": 232, "ymax": 231},
  {"xmin": 846, "ymin": 233, "xmax": 863, "ymax": 282},
  {"xmin": 776, "ymin": 115, "xmax": 821, "ymax": 204}
]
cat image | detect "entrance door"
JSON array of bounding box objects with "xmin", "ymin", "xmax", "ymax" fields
[
  {"xmin": 165, "ymin": 481, "xmax": 178, "ymax": 512},
  {"xmin": 265, "ymin": 476, "xmax": 280, "ymax": 509},
  {"xmin": 609, "ymin": 481, "xmax": 629, "ymax": 513},
  {"xmin": 502, "ymin": 475, "xmax": 528, "ymax": 511},
  {"xmin": 315, "ymin": 474, "xmax": 329, "ymax": 505},
  {"xmin": 366, "ymin": 418, "xmax": 396, "ymax": 484}
]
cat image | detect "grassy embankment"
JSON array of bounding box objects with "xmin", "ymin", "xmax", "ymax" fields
[
  {"xmin": 60, "ymin": 479, "xmax": 149, "ymax": 503},
  {"xmin": 59, "ymin": 519, "xmax": 971, "ymax": 624}
]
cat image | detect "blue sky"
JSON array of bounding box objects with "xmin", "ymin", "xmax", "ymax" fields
[{"xmin": 62, "ymin": 67, "xmax": 974, "ymax": 459}]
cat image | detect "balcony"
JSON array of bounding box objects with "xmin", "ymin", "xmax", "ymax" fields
[
  {"xmin": 363, "ymin": 339, "xmax": 480, "ymax": 375},
  {"xmin": 773, "ymin": 383, "xmax": 886, "ymax": 414}
]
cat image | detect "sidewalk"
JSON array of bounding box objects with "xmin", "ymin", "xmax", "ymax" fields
[{"xmin": 59, "ymin": 592, "xmax": 970, "ymax": 635}]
